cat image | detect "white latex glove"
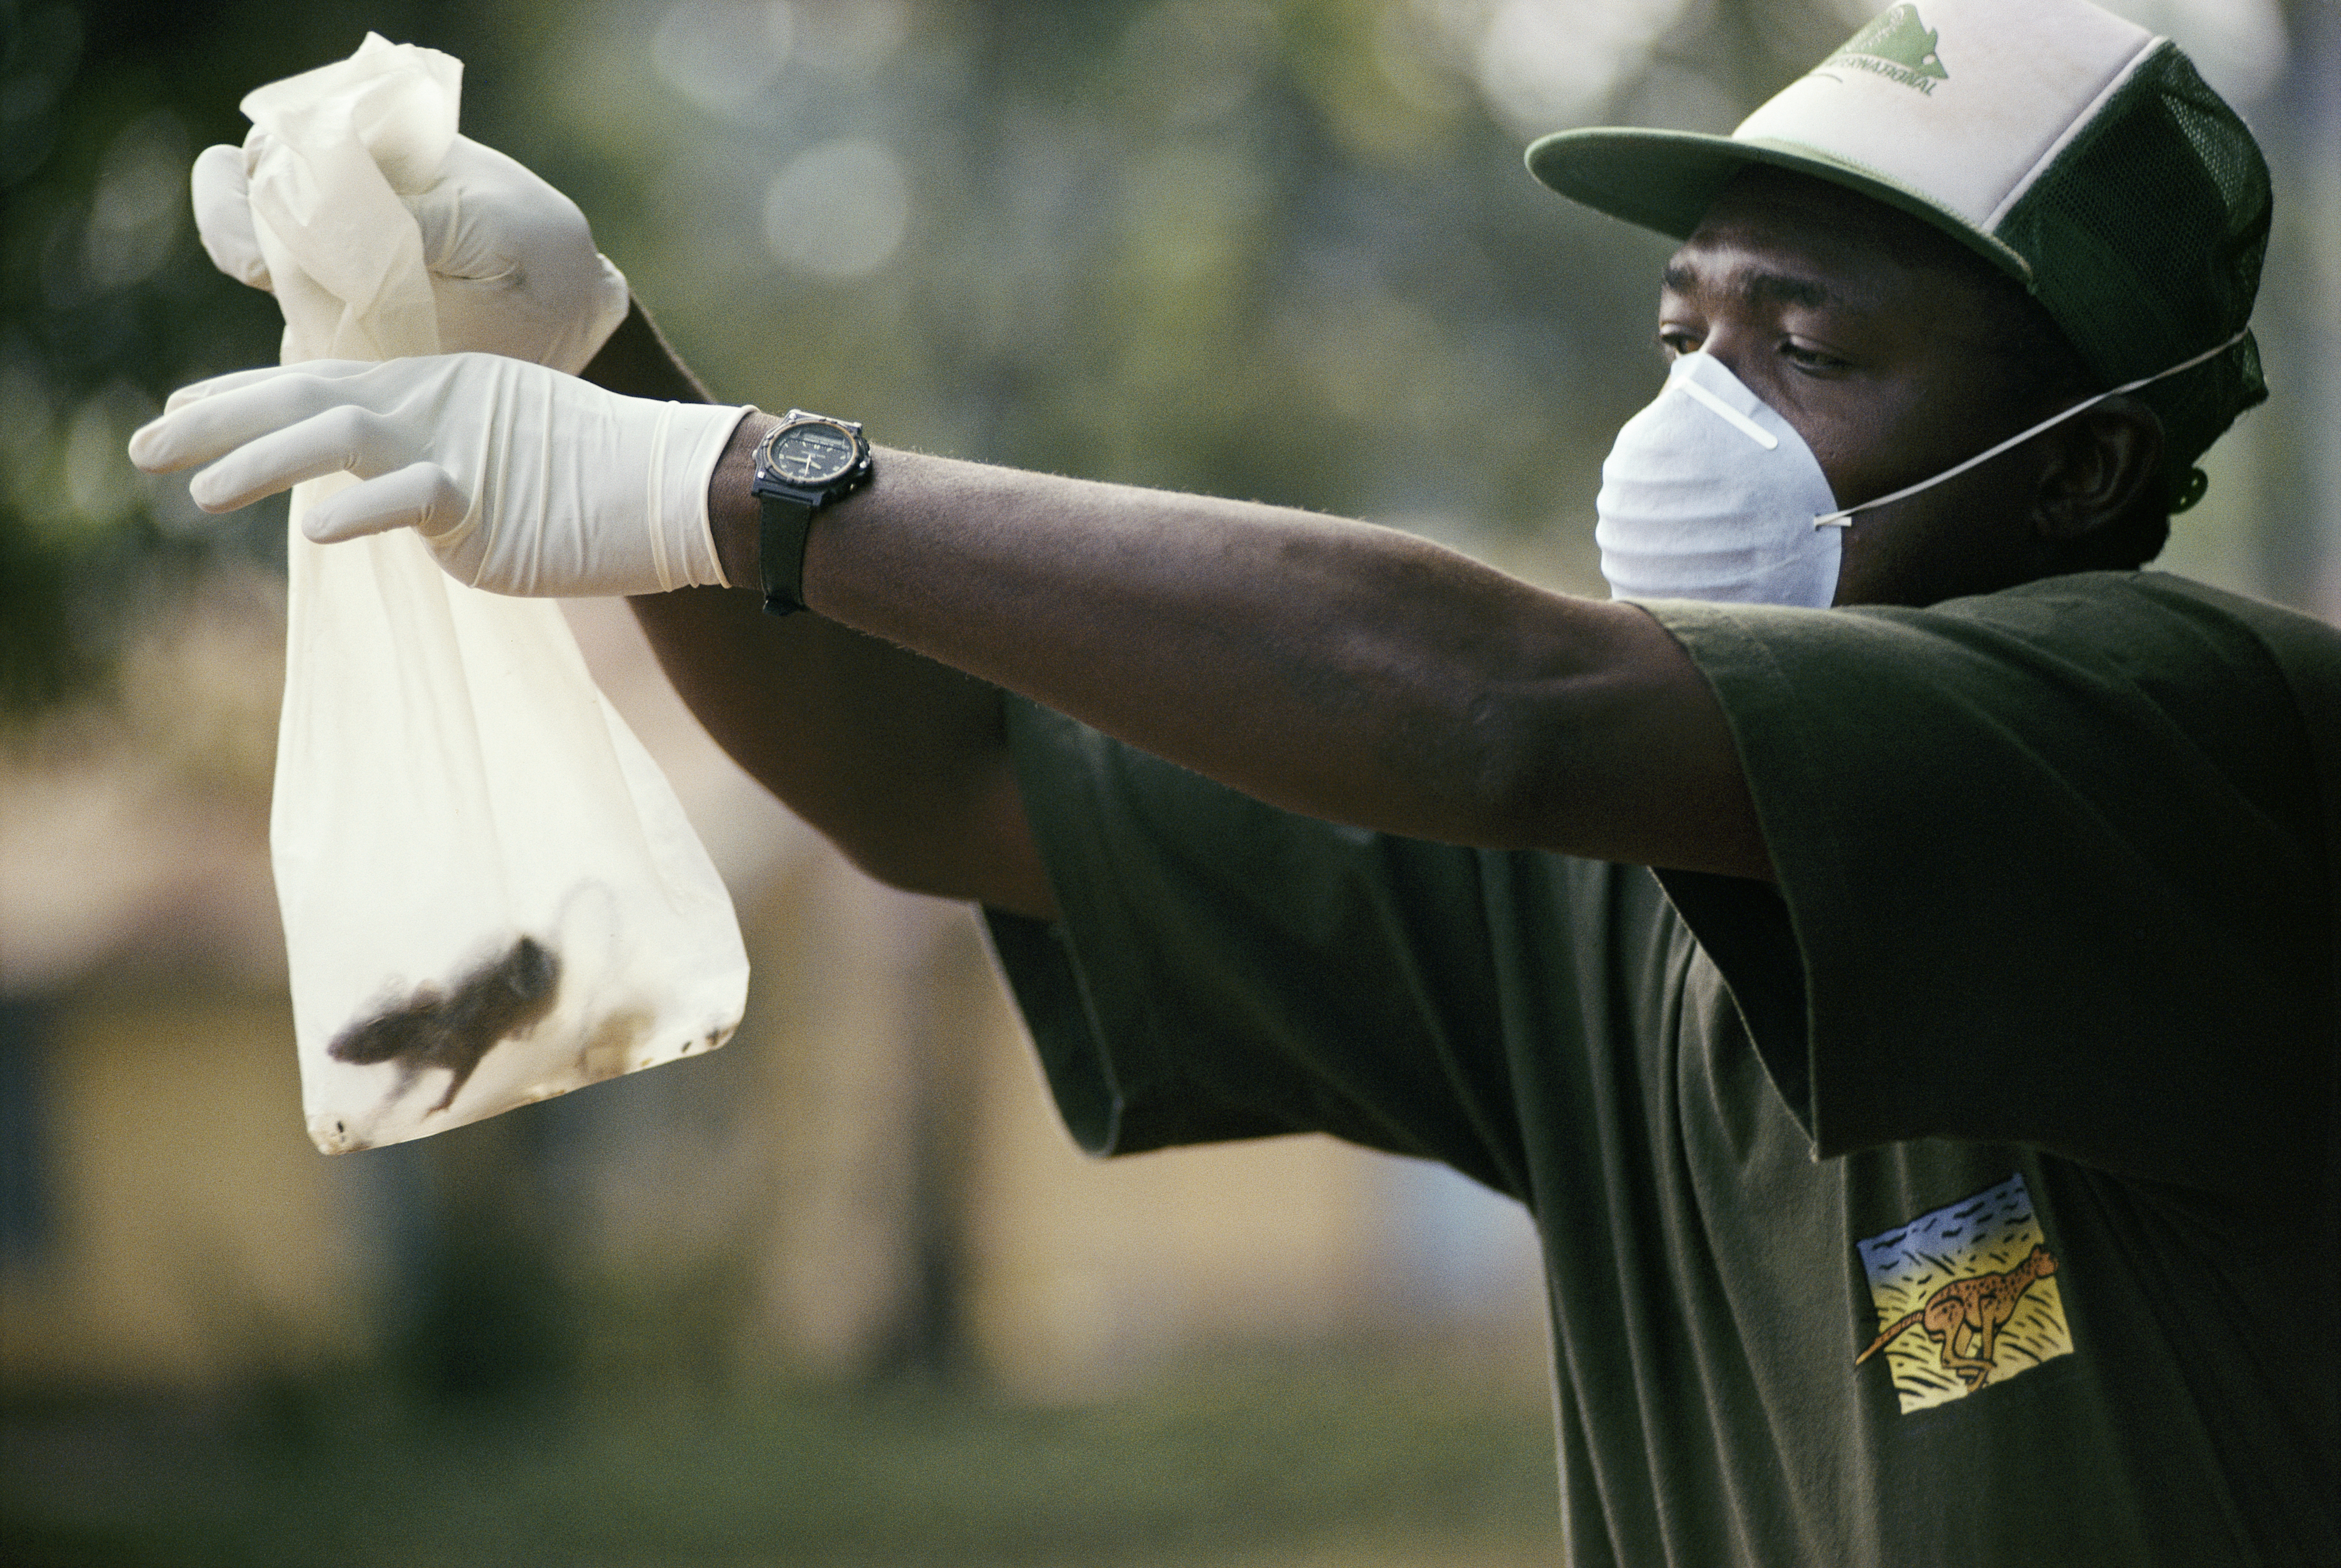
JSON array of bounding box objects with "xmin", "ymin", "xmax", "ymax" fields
[
  {"xmin": 192, "ymin": 132, "xmax": 632, "ymax": 375},
  {"xmin": 129, "ymin": 355, "xmax": 750, "ymax": 598}
]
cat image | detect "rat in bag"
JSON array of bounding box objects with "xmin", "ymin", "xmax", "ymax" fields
[{"xmin": 328, "ymin": 935, "xmax": 561, "ymax": 1113}]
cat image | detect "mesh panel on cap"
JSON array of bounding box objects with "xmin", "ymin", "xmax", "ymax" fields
[{"xmin": 1995, "ymin": 44, "xmax": 2270, "ymax": 492}]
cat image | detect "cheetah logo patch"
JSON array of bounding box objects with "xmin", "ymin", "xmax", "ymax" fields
[{"xmin": 1854, "ymin": 1173, "xmax": 2072, "ymax": 1413}]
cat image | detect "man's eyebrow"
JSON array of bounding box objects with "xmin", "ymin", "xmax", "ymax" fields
[{"xmin": 1661, "ymin": 260, "xmax": 1838, "ymax": 309}]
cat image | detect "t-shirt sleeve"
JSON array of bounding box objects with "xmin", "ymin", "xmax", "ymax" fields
[
  {"xmin": 1644, "ymin": 573, "xmax": 2337, "ymax": 1199},
  {"xmin": 982, "ymin": 697, "xmax": 1544, "ymax": 1200}
]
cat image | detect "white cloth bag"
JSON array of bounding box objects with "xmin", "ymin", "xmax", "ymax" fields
[{"xmin": 245, "ymin": 36, "xmax": 748, "ymax": 1153}]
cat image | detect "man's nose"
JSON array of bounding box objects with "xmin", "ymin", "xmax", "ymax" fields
[{"xmin": 1686, "ymin": 322, "xmax": 1759, "ymax": 389}]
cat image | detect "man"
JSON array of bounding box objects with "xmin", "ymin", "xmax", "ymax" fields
[{"xmin": 135, "ymin": 0, "xmax": 2336, "ymax": 1562}]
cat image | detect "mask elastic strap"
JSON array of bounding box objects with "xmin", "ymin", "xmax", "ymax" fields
[{"xmin": 1812, "ymin": 326, "xmax": 2250, "ymax": 528}]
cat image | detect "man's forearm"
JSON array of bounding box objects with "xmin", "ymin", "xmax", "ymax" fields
[
  {"xmin": 578, "ymin": 300, "xmax": 713, "ymax": 404},
  {"xmin": 583, "ymin": 304, "xmax": 1056, "ymax": 916},
  {"xmin": 719, "ymin": 432, "xmax": 1769, "ymax": 880},
  {"xmin": 620, "ymin": 582, "xmax": 1053, "ymax": 913}
]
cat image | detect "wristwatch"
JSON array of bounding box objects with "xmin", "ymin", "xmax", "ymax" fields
[{"xmin": 749, "ymin": 409, "xmax": 874, "ymax": 616}]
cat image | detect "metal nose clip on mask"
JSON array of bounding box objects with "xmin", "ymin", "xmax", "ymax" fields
[{"xmin": 1596, "ymin": 331, "xmax": 2252, "ymax": 609}]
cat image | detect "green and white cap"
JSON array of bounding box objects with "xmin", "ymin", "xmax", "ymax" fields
[{"xmin": 1528, "ymin": 0, "xmax": 2270, "ymax": 501}]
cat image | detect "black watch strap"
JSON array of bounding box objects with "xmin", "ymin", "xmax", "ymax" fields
[
  {"xmin": 759, "ymin": 493, "xmax": 816, "ymax": 617},
  {"xmin": 750, "ymin": 410, "xmax": 872, "ymax": 618}
]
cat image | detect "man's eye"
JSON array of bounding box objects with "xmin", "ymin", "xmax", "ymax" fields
[
  {"xmin": 1782, "ymin": 340, "xmax": 1847, "ymax": 370},
  {"xmin": 1658, "ymin": 329, "xmax": 1702, "ymax": 357}
]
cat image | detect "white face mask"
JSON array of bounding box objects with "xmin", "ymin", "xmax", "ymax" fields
[
  {"xmin": 1595, "ymin": 352, "xmax": 1842, "ymax": 608},
  {"xmin": 1594, "ymin": 331, "xmax": 2249, "ymax": 608}
]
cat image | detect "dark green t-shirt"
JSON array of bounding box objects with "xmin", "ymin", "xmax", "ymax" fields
[{"xmin": 982, "ymin": 571, "xmax": 2338, "ymax": 1568}]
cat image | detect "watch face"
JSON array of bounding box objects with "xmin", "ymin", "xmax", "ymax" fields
[{"xmin": 769, "ymin": 422, "xmax": 858, "ymax": 486}]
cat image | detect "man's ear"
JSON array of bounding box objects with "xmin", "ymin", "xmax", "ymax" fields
[{"xmin": 2030, "ymin": 394, "xmax": 2164, "ymax": 544}]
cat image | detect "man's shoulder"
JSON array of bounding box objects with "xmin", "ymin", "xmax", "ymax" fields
[
  {"xmin": 1979, "ymin": 568, "xmax": 2338, "ymax": 649},
  {"xmin": 1649, "ymin": 568, "xmax": 2336, "ymax": 882},
  {"xmin": 1647, "ymin": 569, "xmax": 2335, "ymax": 712},
  {"xmin": 1677, "ymin": 567, "xmax": 2341, "ymax": 700},
  {"xmin": 1979, "ymin": 569, "xmax": 2341, "ymax": 721}
]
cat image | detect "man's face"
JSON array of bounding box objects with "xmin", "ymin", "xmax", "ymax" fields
[{"xmin": 1656, "ymin": 169, "xmax": 2075, "ymax": 607}]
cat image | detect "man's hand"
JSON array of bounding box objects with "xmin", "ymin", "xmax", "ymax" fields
[
  {"xmin": 128, "ymin": 355, "xmax": 748, "ymax": 598},
  {"xmin": 192, "ymin": 133, "xmax": 631, "ymax": 375}
]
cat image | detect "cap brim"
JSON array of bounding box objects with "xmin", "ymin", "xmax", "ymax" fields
[{"xmin": 1525, "ymin": 127, "xmax": 2031, "ymax": 282}]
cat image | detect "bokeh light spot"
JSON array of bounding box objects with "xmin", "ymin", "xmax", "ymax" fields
[{"xmin": 762, "ymin": 139, "xmax": 911, "ymax": 279}]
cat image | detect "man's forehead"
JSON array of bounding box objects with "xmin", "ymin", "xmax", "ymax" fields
[
  {"xmin": 1660, "ymin": 254, "xmax": 1840, "ymax": 311},
  {"xmin": 1661, "ymin": 170, "xmax": 1980, "ymax": 311}
]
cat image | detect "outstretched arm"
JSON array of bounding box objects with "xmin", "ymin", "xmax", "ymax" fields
[
  {"xmin": 585, "ymin": 305, "xmax": 1769, "ymax": 900},
  {"xmin": 138, "ymin": 334, "xmax": 1768, "ymax": 908}
]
